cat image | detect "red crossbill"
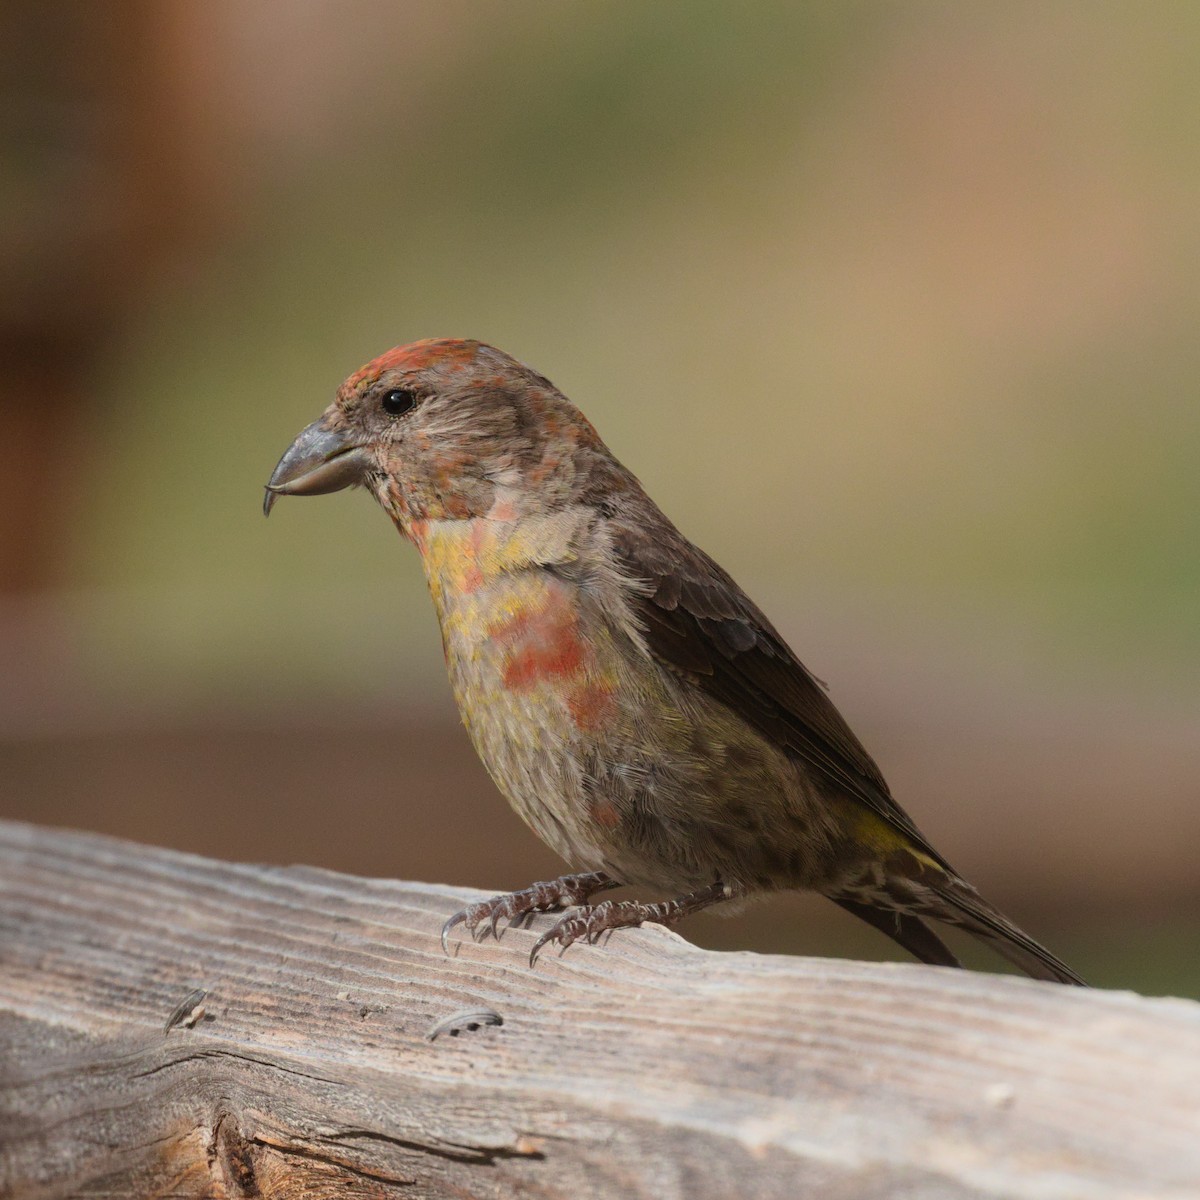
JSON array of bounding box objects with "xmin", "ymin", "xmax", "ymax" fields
[{"xmin": 265, "ymin": 338, "xmax": 1083, "ymax": 984}]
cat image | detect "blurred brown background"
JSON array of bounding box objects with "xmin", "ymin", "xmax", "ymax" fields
[{"xmin": 2, "ymin": 2, "xmax": 1197, "ymax": 996}]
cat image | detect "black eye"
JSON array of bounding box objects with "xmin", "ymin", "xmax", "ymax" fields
[{"xmin": 381, "ymin": 388, "xmax": 417, "ymax": 416}]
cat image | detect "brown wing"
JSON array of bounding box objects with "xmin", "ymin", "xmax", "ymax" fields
[{"xmin": 610, "ymin": 519, "xmax": 952, "ymax": 871}]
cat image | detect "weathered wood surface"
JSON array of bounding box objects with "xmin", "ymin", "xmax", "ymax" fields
[{"xmin": 1, "ymin": 822, "xmax": 1197, "ymax": 1199}]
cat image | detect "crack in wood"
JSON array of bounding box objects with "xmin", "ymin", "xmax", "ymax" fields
[
  {"xmin": 132, "ymin": 1047, "xmax": 339, "ymax": 1086},
  {"xmin": 214, "ymin": 1113, "xmax": 260, "ymax": 1198},
  {"xmin": 321, "ymin": 1126, "xmax": 548, "ymax": 1166},
  {"xmin": 250, "ymin": 1133, "xmax": 418, "ymax": 1188}
]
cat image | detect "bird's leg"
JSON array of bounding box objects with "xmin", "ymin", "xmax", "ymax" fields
[
  {"xmin": 528, "ymin": 880, "xmax": 746, "ymax": 966},
  {"xmin": 441, "ymin": 871, "xmax": 619, "ymax": 953}
]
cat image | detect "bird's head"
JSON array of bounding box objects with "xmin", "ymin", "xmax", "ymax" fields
[{"xmin": 264, "ymin": 339, "xmax": 605, "ymax": 534}]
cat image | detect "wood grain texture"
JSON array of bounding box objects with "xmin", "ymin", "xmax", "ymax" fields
[{"xmin": 1, "ymin": 821, "xmax": 1197, "ymax": 1199}]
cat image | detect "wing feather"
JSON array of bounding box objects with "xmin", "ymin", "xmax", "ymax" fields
[{"xmin": 611, "ymin": 519, "xmax": 951, "ymax": 870}]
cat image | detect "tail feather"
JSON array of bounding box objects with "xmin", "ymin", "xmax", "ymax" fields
[
  {"xmin": 833, "ymin": 896, "xmax": 963, "ymax": 969},
  {"xmin": 929, "ymin": 877, "xmax": 1086, "ymax": 986},
  {"xmin": 830, "ymin": 868, "xmax": 1086, "ymax": 986}
]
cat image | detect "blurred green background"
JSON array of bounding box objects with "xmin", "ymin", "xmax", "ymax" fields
[{"xmin": 2, "ymin": 1, "xmax": 1197, "ymax": 997}]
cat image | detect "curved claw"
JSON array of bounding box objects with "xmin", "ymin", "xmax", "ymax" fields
[
  {"xmin": 528, "ymin": 915, "xmax": 588, "ymax": 967},
  {"xmin": 441, "ymin": 911, "xmax": 467, "ymax": 955},
  {"xmin": 488, "ymin": 906, "xmax": 507, "ymax": 942},
  {"xmin": 445, "ymin": 873, "xmax": 624, "ymax": 965},
  {"xmin": 528, "ymin": 931, "xmax": 551, "ymax": 967}
]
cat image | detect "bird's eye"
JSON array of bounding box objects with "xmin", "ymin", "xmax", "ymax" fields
[{"xmin": 381, "ymin": 388, "xmax": 417, "ymax": 416}]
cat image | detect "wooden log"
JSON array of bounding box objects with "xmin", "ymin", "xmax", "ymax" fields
[{"xmin": 1, "ymin": 821, "xmax": 1197, "ymax": 1199}]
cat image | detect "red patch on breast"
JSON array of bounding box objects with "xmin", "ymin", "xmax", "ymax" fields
[
  {"xmin": 567, "ymin": 680, "xmax": 616, "ymax": 730},
  {"xmin": 460, "ymin": 522, "xmax": 486, "ymax": 592},
  {"xmin": 589, "ymin": 799, "xmax": 621, "ymax": 829},
  {"xmin": 490, "ymin": 603, "xmax": 586, "ymax": 691}
]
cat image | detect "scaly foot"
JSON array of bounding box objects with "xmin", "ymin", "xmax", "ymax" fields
[
  {"xmin": 441, "ymin": 871, "xmax": 618, "ymax": 953},
  {"xmin": 528, "ymin": 880, "xmax": 744, "ymax": 966}
]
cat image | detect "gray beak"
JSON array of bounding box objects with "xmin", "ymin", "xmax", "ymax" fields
[{"xmin": 263, "ymin": 420, "xmax": 371, "ymax": 516}]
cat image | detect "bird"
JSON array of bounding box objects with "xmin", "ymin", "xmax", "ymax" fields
[{"xmin": 264, "ymin": 338, "xmax": 1084, "ymax": 984}]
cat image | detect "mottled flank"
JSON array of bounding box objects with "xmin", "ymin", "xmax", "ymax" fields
[{"xmin": 265, "ymin": 338, "xmax": 1085, "ymax": 985}]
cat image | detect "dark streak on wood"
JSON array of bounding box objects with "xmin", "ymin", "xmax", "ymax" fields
[
  {"xmin": 215, "ymin": 1113, "xmax": 260, "ymax": 1197},
  {"xmin": 1, "ymin": 821, "xmax": 1198, "ymax": 1199}
]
